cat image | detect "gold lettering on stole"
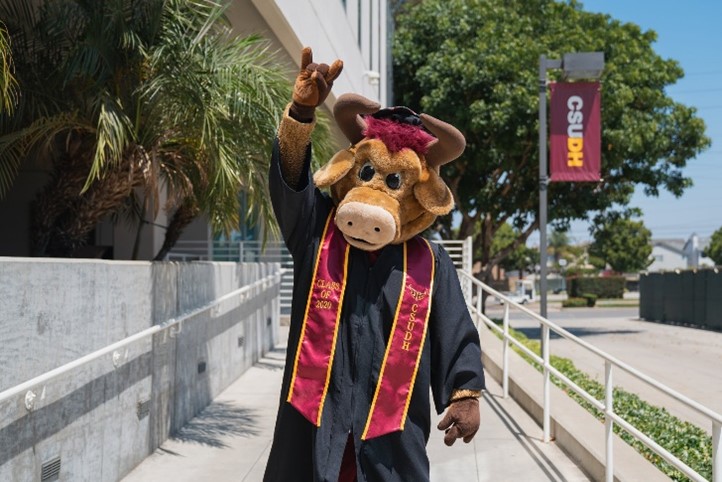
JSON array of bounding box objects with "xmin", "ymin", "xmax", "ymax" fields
[{"xmin": 401, "ymin": 297, "xmax": 424, "ymax": 351}]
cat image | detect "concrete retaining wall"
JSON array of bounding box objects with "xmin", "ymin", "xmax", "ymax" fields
[
  {"xmin": 0, "ymin": 257, "xmax": 281, "ymax": 482},
  {"xmin": 478, "ymin": 326, "xmax": 670, "ymax": 482}
]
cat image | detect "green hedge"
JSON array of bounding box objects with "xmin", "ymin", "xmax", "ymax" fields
[
  {"xmin": 582, "ymin": 293, "xmax": 598, "ymax": 307},
  {"xmin": 490, "ymin": 321, "xmax": 712, "ymax": 481},
  {"xmin": 562, "ymin": 297, "xmax": 588, "ymax": 308},
  {"xmin": 567, "ymin": 276, "xmax": 625, "ymax": 299}
]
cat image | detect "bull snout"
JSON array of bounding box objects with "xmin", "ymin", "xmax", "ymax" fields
[{"xmin": 336, "ymin": 202, "xmax": 396, "ymax": 250}]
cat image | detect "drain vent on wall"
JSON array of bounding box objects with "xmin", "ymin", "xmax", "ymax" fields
[
  {"xmin": 137, "ymin": 399, "xmax": 151, "ymax": 420},
  {"xmin": 197, "ymin": 361, "xmax": 207, "ymax": 374},
  {"xmin": 238, "ymin": 335, "xmax": 245, "ymax": 348},
  {"xmin": 40, "ymin": 456, "xmax": 61, "ymax": 481}
]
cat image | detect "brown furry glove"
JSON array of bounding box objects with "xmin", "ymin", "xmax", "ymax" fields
[
  {"xmin": 437, "ymin": 397, "xmax": 480, "ymax": 446},
  {"xmin": 290, "ymin": 47, "xmax": 343, "ymax": 122}
]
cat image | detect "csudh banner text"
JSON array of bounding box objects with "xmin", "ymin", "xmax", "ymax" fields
[{"xmin": 549, "ymin": 81, "xmax": 601, "ymax": 182}]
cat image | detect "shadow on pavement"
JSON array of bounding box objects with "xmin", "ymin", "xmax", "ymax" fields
[
  {"xmin": 173, "ymin": 402, "xmax": 260, "ymax": 448},
  {"xmin": 483, "ymin": 391, "xmax": 566, "ymax": 481},
  {"xmin": 514, "ymin": 326, "xmax": 642, "ymax": 341}
]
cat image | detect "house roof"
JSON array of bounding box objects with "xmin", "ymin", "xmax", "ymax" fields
[
  {"xmin": 652, "ymin": 238, "xmax": 685, "ymax": 255},
  {"xmin": 653, "ymin": 236, "xmax": 711, "ymax": 256}
]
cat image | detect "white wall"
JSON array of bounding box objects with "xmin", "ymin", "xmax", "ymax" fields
[
  {"xmin": 251, "ymin": 0, "xmax": 388, "ymax": 105},
  {"xmin": 648, "ymin": 245, "xmax": 685, "ymax": 272}
]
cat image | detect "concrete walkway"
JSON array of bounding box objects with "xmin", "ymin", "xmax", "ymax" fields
[{"xmin": 123, "ymin": 333, "xmax": 588, "ymax": 482}]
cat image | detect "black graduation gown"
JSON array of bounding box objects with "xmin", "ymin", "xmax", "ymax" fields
[{"xmin": 263, "ymin": 139, "xmax": 485, "ymax": 482}]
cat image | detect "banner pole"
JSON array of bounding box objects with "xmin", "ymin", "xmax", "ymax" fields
[{"xmin": 539, "ymin": 55, "xmax": 549, "ymax": 321}]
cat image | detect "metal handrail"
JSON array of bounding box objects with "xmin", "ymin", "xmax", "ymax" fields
[
  {"xmin": 459, "ymin": 270, "xmax": 722, "ymax": 482},
  {"xmin": 0, "ymin": 271, "xmax": 283, "ymax": 410}
]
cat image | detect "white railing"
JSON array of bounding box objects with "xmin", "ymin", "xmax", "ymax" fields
[
  {"xmin": 169, "ymin": 237, "xmax": 473, "ymax": 315},
  {"xmin": 0, "ymin": 272, "xmax": 282, "ymax": 411},
  {"xmin": 169, "ymin": 240, "xmax": 294, "ymax": 312},
  {"xmin": 458, "ymin": 270, "xmax": 722, "ymax": 482}
]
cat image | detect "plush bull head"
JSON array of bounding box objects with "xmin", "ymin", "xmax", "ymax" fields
[{"xmin": 313, "ymin": 93, "xmax": 465, "ymax": 251}]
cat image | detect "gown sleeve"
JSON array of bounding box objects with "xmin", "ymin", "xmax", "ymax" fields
[
  {"xmin": 269, "ymin": 112, "xmax": 329, "ymax": 257},
  {"xmin": 429, "ymin": 244, "xmax": 486, "ymax": 414}
]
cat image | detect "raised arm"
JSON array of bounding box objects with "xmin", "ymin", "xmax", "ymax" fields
[{"xmin": 277, "ymin": 47, "xmax": 343, "ymax": 189}]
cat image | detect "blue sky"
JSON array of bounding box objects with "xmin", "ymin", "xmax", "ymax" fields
[{"xmin": 558, "ymin": 0, "xmax": 722, "ymax": 243}]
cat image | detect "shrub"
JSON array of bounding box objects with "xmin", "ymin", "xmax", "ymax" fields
[
  {"xmin": 489, "ymin": 321, "xmax": 712, "ymax": 481},
  {"xmin": 562, "ymin": 297, "xmax": 588, "ymax": 308},
  {"xmin": 582, "ymin": 293, "xmax": 598, "ymax": 307},
  {"xmin": 567, "ymin": 276, "xmax": 625, "ymax": 299}
]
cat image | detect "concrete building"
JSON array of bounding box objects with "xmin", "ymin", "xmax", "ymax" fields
[{"xmin": 0, "ymin": 0, "xmax": 390, "ymax": 261}]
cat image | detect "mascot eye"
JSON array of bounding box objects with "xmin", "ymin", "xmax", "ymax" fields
[
  {"xmin": 385, "ymin": 173, "xmax": 402, "ymax": 190},
  {"xmin": 359, "ymin": 162, "xmax": 375, "ymax": 182}
]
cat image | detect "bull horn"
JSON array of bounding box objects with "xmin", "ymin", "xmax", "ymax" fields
[
  {"xmin": 420, "ymin": 114, "xmax": 466, "ymax": 167},
  {"xmin": 333, "ymin": 93, "xmax": 381, "ymax": 145}
]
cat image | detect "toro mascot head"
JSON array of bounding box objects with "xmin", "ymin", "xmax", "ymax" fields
[{"xmin": 283, "ymin": 47, "xmax": 465, "ymax": 251}]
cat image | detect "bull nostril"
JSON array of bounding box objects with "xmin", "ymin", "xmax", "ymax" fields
[
  {"xmin": 374, "ymin": 227, "xmax": 381, "ymax": 232},
  {"xmin": 347, "ymin": 221, "xmax": 353, "ymax": 227}
]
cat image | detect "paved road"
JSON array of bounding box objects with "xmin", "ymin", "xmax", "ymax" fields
[
  {"xmin": 123, "ymin": 328, "xmax": 588, "ymax": 482},
  {"xmin": 485, "ymin": 305, "xmax": 722, "ymax": 433}
]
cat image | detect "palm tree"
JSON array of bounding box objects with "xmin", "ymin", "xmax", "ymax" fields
[
  {"xmin": 0, "ymin": 0, "xmax": 335, "ymax": 258},
  {"xmin": 0, "ymin": 19, "xmax": 17, "ymax": 193}
]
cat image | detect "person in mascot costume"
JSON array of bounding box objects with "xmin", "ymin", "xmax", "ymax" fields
[{"xmin": 263, "ymin": 47, "xmax": 485, "ymax": 482}]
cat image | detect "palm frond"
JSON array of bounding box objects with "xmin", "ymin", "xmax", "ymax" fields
[
  {"xmin": 0, "ymin": 22, "xmax": 18, "ymax": 114},
  {"xmin": 84, "ymin": 95, "xmax": 135, "ymax": 191},
  {"xmin": 0, "ymin": 112, "xmax": 86, "ymax": 197}
]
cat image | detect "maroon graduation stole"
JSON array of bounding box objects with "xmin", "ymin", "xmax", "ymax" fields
[{"xmin": 287, "ymin": 211, "xmax": 435, "ymax": 440}]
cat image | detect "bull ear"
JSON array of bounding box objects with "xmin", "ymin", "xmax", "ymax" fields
[
  {"xmin": 313, "ymin": 149, "xmax": 355, "ymax": 188},
  {"xmin": 413, "ymin": 167, "xmax": 454, "ymax": 215}
]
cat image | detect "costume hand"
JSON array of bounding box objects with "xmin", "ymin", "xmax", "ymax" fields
[
  {"xmin": 290, "ymin": 47, "xmax": 343, "ymax": 121},
  {"xmin": 437, "ymin": 397, "xmax": 480, "ymax": 446}
]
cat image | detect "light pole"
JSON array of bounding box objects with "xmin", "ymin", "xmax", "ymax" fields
[
  {"xmin": 537, "ymin": 52, "xmax": 604, "ymax": 449},
  {"xmin": 538, "ymin": 52, "xmax": 604, "ymax": 319}
]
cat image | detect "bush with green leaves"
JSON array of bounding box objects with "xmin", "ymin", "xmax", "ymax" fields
[
  {"xmin": 490, "ymin": 322, "xmax": 712, "ymax": 480},
  {"xmin": 567, "ymin": 276, "xmax": 625, "ymax": 299},
  {"xmin": 582, "ymin": 293, "xmax": 598, "ymax": 307},
  {"xmin": 562, "ymin": 297, "xmax": 588, "ymax": 308}
]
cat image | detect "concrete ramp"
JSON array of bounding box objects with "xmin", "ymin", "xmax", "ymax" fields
[{"xmin": 123, "ymin": 339, "xmax": 589, "ymax": 482}]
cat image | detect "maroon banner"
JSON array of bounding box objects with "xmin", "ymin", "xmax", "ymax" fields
[{"xmin": 549, "ymin": 82, "xmax": 601, "ymax": 182}]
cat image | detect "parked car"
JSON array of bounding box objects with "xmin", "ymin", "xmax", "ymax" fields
[{"xmin": 496, "ymin": 291, "xmax": 530, "ymax": 305}]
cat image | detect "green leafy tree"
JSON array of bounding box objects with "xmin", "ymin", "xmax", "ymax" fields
[
  {"xmin": 0, "ymin": 0, "xmax": 334, "ymax": 258},
  {"xmin": 394, "ymin": 0, "xmax": 710, "ymax": 281},
  {"xmin": 486, "ymin": 222, "xmax": 539, "ymax": 277},
  {"xmin": 589, "ymin": 215, "xmax": 653, "ymax": 273},
  {"xmin": 549, "ymin": 229, "xmax": 570, "ymax": 265},
  {"xmin": 702, "ymin": 227, "xmax": 722, "ymax": 266}
]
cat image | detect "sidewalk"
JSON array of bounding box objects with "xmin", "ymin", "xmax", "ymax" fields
[{"xmin": 123, "ymin": 331, "xmax": 588, "ymax": 482}]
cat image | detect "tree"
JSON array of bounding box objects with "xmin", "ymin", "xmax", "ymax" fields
[
  {"xmin": 0, "ymin": 0, "xmax": 335, "ymax": 258},
  {"xmin": 549, "ymin": 229, "xmax": 570, "ymax": 265},
  {"xmin": 393, "ymin": 0, "xmax": 710, "ymax": 281},
  {"xmin": 487, "ymin": 222, "xmax": 539, "ymax": 277},
  {"xmin": 588, "ymin": 215, "xmax": 652, "ymax": 273},
  {"xmin": 703, "ymin": 227, "xmax": 722, "ymax": 266}
]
